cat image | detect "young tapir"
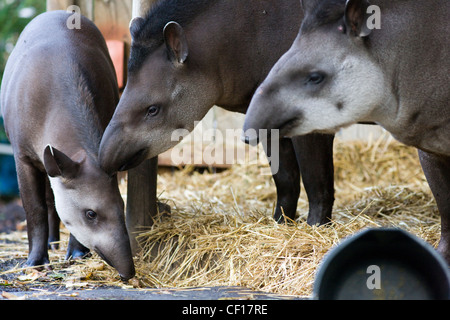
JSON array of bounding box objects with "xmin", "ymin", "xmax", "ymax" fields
[
  {"xmin": 0, "ymin": 11, "xmax": 135, "ymax": 280},
  {"xmin": 243, "ymin": 0, "xmax": 450, "ymax": 263},
  {"xmin": 98, "ymin": 0, "xmax": 336, "ymax": 225}
]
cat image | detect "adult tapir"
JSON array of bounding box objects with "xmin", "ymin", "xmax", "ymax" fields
[
  {"xmin": 99, "ymin": 0, "xmax": 336, "ymax": 225},
  {"xmin": 0, "ymin": 11, "xmax": 135, "ymax": 280},
  {"xmin": 243, "ymin": 0, "xmax": 450, "ymax": 263}
]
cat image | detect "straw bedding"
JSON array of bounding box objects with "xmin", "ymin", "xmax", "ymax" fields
[{"xmin": 0, "ymin": 134, "xmax": 441, "ymax": 298}]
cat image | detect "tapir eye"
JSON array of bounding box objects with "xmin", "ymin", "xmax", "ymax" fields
[
  {"xmin": 306, "ymin": 72, "xmax": 325, "ymax": 85},
  {"xmin": 146, "ymin": 105, "xmax": 160, "ymax": 118},
  {"xmin": 85, "ymin": 210, "xmax": 97, "ymax": 220}
]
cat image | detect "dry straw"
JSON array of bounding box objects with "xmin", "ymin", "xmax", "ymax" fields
[
  {"xmin": 129, "ymin": 133, "xmax": 440, "ymax": 297},
  {"xmin": 0, "ymin": 133, "xmax": 441, "ymax": 297}
]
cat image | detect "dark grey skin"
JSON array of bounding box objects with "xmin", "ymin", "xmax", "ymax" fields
[
  {"xmin": 1, "ymin": 11, "xmax": 135, "ymax": 280},
  {"xmin": 243, "ymin": 0, "xmax": 450, "ymax": 263},
  {"xmin": 99, "ymin": 0, "xmax": 335, "ymax": 225}
]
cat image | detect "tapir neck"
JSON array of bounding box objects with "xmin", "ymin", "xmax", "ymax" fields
[
  {"xmin": 188, "ymin": 0, "xmax": 302, "ymax": 114},
  {"xmin": 361, "ymin": 0, "xmax": 450, "ymax": 156}
]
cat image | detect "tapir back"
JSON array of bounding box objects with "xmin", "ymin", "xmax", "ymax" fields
[{"xmin": 1, "ymin": 10, "xmax": 119, "ymax": 160}]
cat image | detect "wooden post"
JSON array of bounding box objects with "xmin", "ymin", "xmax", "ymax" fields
[
  {"xmin": 126, "ymin": 158, "xmax": 158, "ymax": 254},
  {"xmin": 126, "ymin": 0, "xmax": 160, "ymax": 255}
]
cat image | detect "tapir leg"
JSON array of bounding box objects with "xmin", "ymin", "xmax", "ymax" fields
[
  {"xmin": 418, "ymin": 150, "xmax": 450, "ymax": 264},
  {"xmin": 46, "ymin": 177, "xmax": 60, "ymax": 250},
  {"xmin": 15, "ymin": 158, "xmax": 50, "ymax": 266},
  {"xmin": 65, "ymin": 234, "xmax": 90, "ymax": 260},
  {"xmin": 292, "ymin": 134, "xmax": 335, "ymax": 226},
  {"xmin": 265, "ymin": 138, "xmax": 301, "ymax": 223}
]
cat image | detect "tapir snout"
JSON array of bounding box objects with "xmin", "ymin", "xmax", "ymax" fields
[
  {"xmin": 99, "ymin": 120, "xmax": 150, "ymax": 174},
  {"xmin": 243, "ymin": 82, "xmax": 304, "ymax": 143},
  {"xmin": 93, "ymin": 225, "xmax": 136, "ymax": 281}
]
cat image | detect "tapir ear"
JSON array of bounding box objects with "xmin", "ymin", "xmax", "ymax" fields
[
  {"xmin": 163, "ymin": 21, "xmax": 189, "ymax": 65},
  {"xmin": 344, "ymin": 0, "xmax": 372, "ymax": 37},
  {"xmin": 43, "ymin": 145, "xmax": 80, "ymax": 179},
  {"xmin": 129, "ymin": 17, "xmax": 145, "ymax": 42}
]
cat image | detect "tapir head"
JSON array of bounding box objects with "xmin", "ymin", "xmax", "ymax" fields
[
  {"xmin": 43, "ymin": 145, "xmax": 135, "ymax": 280},
  {"xmin": 243, "ymin": 0, "xmax": 388, "ymax": 141},
  {"xmin": 99, "ymin": 18, "xmax": 220, "ymax": 174}
]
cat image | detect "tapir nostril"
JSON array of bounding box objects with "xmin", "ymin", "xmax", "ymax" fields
[
  {"xmin": 120, "ymin": 272, "xmax": 135, "ymax": 282},
  {"xmin": 120, "ymin": 275, "xmax": 128, "ymax": 282},
  {"xmin": 241, "ymin": 131, "xmax": 259, "ymax": 146}
]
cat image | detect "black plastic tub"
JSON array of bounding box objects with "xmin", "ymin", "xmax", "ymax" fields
[{"xmin": 313, "ymin": 228, "xmax": 450, "ymax": 300}]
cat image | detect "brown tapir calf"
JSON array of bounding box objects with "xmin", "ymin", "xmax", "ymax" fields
[
  {"xmin": 0, "ymin": 11, "xmax": 135, "ymax": 280},
  {"xmin": 243, "ymin": 0, "xmax": 450, "ymax": 263},
  {"xmin": 98, "ymin": 0, "xmax": 335, "ymax": 225}
]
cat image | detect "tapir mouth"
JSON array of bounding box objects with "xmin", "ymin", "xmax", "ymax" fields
[
  {"xmin": 95, "ymin": 249, "xmax": 113, "ymax": 268},
  {"xmin": 242, "ymin": 116, "xmax": 303, "ymax": 145},
  {"xmin": 276, "ymin": 116, "xmax": 303, "ymax": 138},
  {"xmin": 94, "ymin": 248, "xmax": 135, "ymax": 281},
  {"xmin": 118, "ymin": 148, "xmax": 148, "ymax": 171}
]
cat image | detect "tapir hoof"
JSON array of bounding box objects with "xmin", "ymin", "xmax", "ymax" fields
[
  {"xmin": 65, "ymin": 233, "xmax": 91, "ymax": 260},
  {"xmin": 26, "ymin": 255, "xmax": 50, "ymax": 269},
  {"xmin": 48, "ymin": 236, "xmax": 60, "ymax": 251},
  {"xmin": 306, "ymin": 214, "xmax": 332, "ymax": 227},
  {"xmin": 65, "ymin": 248, "xmax": 91, "ymax": 261},
  {"xmin": 273, "ymin": 210, "xmax": 296, "ymax": 224}
]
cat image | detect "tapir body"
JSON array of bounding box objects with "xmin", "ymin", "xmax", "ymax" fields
[
  {"xmin": 0, "ymin": 11, "xmax": 135, "ymax": 279},
  {"xmin": 243, "ymin": 0, "xmax": 450, "ymax": 263},
  {"xmin": 99, "ymin": 0, "xmax": 335, "ymax": 225}
]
